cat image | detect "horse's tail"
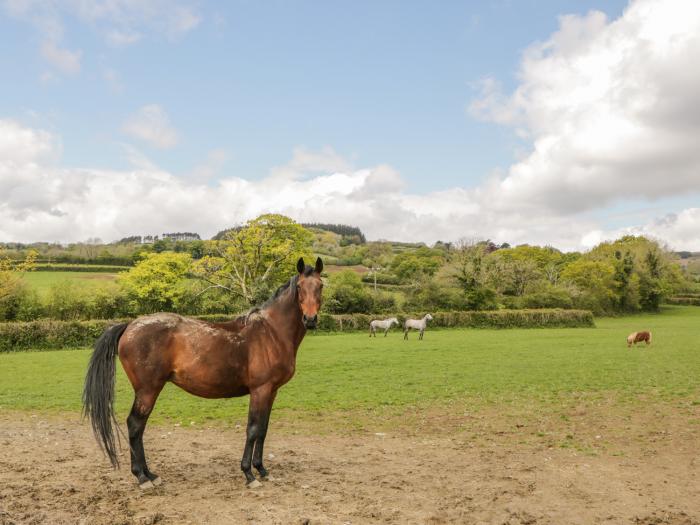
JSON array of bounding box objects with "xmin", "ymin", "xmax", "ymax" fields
[{"xmin": 82, "ymin": 322, "xmax": 129, "ymax": 468}]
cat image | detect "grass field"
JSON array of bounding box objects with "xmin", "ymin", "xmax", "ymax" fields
[
  {"xmin": 1, "ymin": 306, "xmax": 699, "ymax": 428},
  {"xmin": 23, "ymin": 271, "xmax": 118, "ymax": 297}
]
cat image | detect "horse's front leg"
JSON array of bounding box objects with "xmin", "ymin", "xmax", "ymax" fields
[
  {"xmin": 241, "ymin": 384, "xmax": 275, "ymax": 486},
  {"xmin": 252, "ymin": 388, "xmax": 277, "ymax": 480}
]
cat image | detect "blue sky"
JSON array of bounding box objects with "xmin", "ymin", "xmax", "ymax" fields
[
  {"xmin": 1, "ymin": 1, "xmax": 626, "ymax": 190},
  {"xmin": 1, "ymin": 0, "xmax": 699, "ymax": 249}
]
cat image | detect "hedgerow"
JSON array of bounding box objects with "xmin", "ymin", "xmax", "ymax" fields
[{"xmin": 0, "ymin": 309, "xmax": 594, "ymax": 352}]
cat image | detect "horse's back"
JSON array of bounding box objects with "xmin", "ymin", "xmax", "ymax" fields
[{"xmin": 119, "ymin": 313, "xmax": 251, "ymax": 397}]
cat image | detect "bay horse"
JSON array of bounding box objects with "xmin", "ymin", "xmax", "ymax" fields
[
  {"xmin": 403, "ymin": 314, "xmax": 433, "ymax": 340},
  {"xmin": 83, "ymin": 257, "xmax": 323, "ymax": 489},
  {"xmin": 627, "ymin": 330, "xmax": 652, "ymax": 348}
]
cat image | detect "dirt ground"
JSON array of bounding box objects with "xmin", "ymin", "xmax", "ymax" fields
[{"xmin": 1, "ymin": 403, "xmax": 699, "ymax": 525}]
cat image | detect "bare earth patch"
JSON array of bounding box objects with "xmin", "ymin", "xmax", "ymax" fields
[{"xmin": 1, "ymin": 404, "xmax": 699, "ymax": 525}]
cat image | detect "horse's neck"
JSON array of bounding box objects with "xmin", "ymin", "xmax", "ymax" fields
[{"xmin": 265, "ymin": 289, "xmax": 306, "ymax": 352}]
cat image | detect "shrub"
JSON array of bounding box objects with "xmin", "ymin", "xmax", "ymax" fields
[
  {"xmin": 45, "ymin": 282, "xmax": 92, "ymax": 321},
  {"xmin": 0, "ymin": 319, "xmax": 119, "ymax": 353},
  {"xmin": 325, "ymin": 271, "xmax": 374, "ymax": 314},
  {"xmin": 314, "ymin": 309, "xmax": 594, "ymax": 332},
  {"xmin": 0, "ymin": 309, "xmax": 594, "ymax": 352},
  {"xmin": 361, "ymin": 272, "xmax": 400, "ymax": 285}
]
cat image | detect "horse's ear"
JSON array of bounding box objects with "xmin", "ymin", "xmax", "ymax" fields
[
  {"xmin": 297, "ymin": 257, "xmax": 305, "ymax": 274},
  {"xmin": 315, "ymin": 257, "xmax": 323, "ymax": 274}
]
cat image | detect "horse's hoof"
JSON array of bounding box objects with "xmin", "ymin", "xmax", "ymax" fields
[
  {"xmin": 151, "ymin": 477, "xmax": 163, "ymax": 486},
  {"xmin": 139, "ymin": 480, "xmax": 155, "ymax": 490},
  {"xmin": 247, "ymin": 479, "xmax": 262, "ymax": 489},
  {"xmin": 261, "ymin": 474, "xmax": 275, "ymax": 482}
]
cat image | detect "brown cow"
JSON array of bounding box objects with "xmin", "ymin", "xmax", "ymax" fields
[{"xmin": 627, "ymin": 331, "xmax": 652, "ymax": 348}]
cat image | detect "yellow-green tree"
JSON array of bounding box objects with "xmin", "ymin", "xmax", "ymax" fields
[
  {"xmin": 0, "ymin": 249, "xmax": 37, "ymax": 309},
  {"xmin": 118, "ymin": 252, "xmax": 192, "ymax": 314},
  {"xmin": 192, "ymin": 214, "xmax": 313, "ymax": 306}
]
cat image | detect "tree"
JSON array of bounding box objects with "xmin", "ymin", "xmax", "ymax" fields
[
  {"xmin": 639, "ymin": 249, "xmax": 664, "ymax": 311},
  {"xmin": 560, "ymin": 259, "xmax": 616, "ymax": 313},
  {"xmin": 391, "ymin": 247, "xmax": 443, "ymax": 283},
  {"xmin": 191, "ymin": 214, "xmax": 313, "ymax": 306},
  {"xmin": 324, "ymin": 270, "xmax": 373, "ymax": 313},
  {"xmin": 0, "ymin": 249, "xmax": 37, "ymax": 304},
  {"xmin": 118, "ymin": 252, "xmax": 192, "ymax": 314}
]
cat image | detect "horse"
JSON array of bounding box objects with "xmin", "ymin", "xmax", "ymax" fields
[
  {"xmin": 627, "ymin": 331, "xmax": 652, "ymax": 348},
  {"xmin": 369, "ymin": 317, "xmax": 399, "ymax": 337},
  {"xmin": 82, "ymin": 257, "xmax": 324, "ymax": 489},
  {"xmin": 403, "ymin": 314, "xmax": 433, "ymax": 340}
]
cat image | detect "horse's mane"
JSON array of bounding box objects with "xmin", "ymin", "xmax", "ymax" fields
[{"xmin": 240, "ymin": 265, "xmax": 316, "ymax": 322}]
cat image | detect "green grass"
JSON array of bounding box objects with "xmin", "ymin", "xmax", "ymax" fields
[
  {"xmin": 23, "ymin": 271, "xmax": 118, "ymax": 297},
  {"xmin": 1, "ymin": 306, "xmax": 699, "ymax": 426}
]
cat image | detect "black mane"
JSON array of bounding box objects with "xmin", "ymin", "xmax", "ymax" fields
[{"xmin": 242, "ymin": 265, "xmax": 316, "ymax": 320}]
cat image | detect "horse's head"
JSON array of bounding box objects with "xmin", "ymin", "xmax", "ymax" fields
[
  {"xmin": 390, "ymin": 317, "xmax": 399, "ymax": 325},
  {"xmin": 425, "ymin": 313, "xmax": 433, "ymax": 321},
  {"xmin": 296, "ymin": 257, "xmax": 324, "ymax": 329}
]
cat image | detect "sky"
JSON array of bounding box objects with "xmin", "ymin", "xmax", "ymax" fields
[{"xmin": 1, "ymin": 0, "xmax": 699, "ymax": 250}]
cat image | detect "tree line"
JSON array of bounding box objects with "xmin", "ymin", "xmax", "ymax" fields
[{"xmin": 0, "ymin": 214, "xmax": 694, "ymax": 322}]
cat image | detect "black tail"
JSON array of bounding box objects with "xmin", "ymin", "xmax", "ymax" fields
[{"xmin": 82, "ymin": 322, "xmax": 129, "ymax": 468}]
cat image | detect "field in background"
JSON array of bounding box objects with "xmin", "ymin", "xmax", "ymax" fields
[
  {"xmin": 1, "ymin": 306, "xmax": 698, "ymax": 429},
  {"xmin": 23, "ymin": 271, "xmax": 118, "ymax": 297}
]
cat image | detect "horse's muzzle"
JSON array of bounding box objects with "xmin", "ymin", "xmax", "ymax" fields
[{"xmin": 303, "ymin": 315, "xmax": 318, "ymax": 329}]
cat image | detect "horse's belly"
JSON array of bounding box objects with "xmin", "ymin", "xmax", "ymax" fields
[
  {"xmin": 171, "ymin": 370, "xmax": 249, "ymax": 399},
  {"xmin": 169, "ymin": 339, "xmax": 249, "ymax": 398}
]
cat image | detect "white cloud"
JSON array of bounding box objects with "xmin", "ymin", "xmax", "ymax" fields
[
  {"xmin": 191, "ymin": 149, "xmax": 229, "ymax": 182},
  {"xmin": 270, "ymin": 146, "xmax": 353, "ymax": 180},
  {"xmin": 469, "ymin": 0, "xmax": 700, "ymax": 217},
  {"xmin": 40, "ymin": 40, "xmax": 81, "ymax": 74},
  {"xmin": 122, "ymin": 105, "xmax": 179, "ymax": 149},
  {"xmin": 2, "ymin": 0, "xmax": 202, "ymax": 74},
  {"xmin": 1, "ymin": 117, "xmax": 699, "ymax": 250},
  {"xmin": 3, "ymin": 0, "xmax": 700, "ymax": 250}
]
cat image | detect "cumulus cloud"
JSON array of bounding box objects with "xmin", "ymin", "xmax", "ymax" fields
[
  {"xmin": 469, "ymin": 0, "xmax": 700, "ymax": 216},
  {"xmin": 2, "ymin": 0, "xmax": 700, "ymax": 250},
  {"xmin": 1, "ymin": 117, "xmax": 699, "ymax": 249},
  {"xmin": 270, "ymin": 146, "xmax": 353, "ymax": 180},
  {"xmin": 122, "ymin": 105, "xmax": 179, "ymax": 149}
]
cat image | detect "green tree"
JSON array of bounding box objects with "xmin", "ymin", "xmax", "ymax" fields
[
  {"xmin": 560, "ymin": 259, "xmax": 616, "ymax": 314},
  {"xmin": 118, "ymin": 252, "xmax": 192, "ymax": 314},
  {"xmin": 191, "ymin": 214, "xmax": 313, "ymax": 306},
  {"xmin": 325, "ymin": 270, "xmax": 374, "ymax": 313},
  {"xmin": 391, "ymin": 247, "xmax": 443, "ymax": 283},
  {"xmin": 0, "ymin": 249, "xmax": 37, "ymax": 319}
]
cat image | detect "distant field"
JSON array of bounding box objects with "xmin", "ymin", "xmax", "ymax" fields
[
  {"xmin": 23, "ymin": 271, "xmax": 118, "ymax": 297},
  {"xmin": 1, "ymin": 306, "xmax": 698, "ymax": 428},
  {"xmin": 324, "ymin": 264, "xmax": 369, "ymax": 274}
]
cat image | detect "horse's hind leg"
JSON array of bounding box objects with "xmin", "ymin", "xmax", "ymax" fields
[
  {"xmin": 404, "ymin": 329, "xmax": 408, "ymax": 340},
  {"xmin": 128, "ymin": 387, "xmax": 163, "ymax": 489}
]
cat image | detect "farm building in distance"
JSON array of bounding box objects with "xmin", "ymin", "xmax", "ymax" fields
[{"xmin": 162, "ymin": 232, "xmax": 201, "ymax": 242}]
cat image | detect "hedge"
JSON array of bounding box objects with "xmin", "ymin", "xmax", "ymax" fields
[
  {"xmin": 0, "ymin": 309, "xmax": 594, "ymax": 353},
  {"xmin": 315, "ymin": 309, "xmax": 594, "ymax": 332},
  {"xmin": 33, "ymin": 264, "xmax": 130, "ymax": 273},
  {"xmin": 666, "ymin": 297, "xmax": 700, "ymax": 306}
]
